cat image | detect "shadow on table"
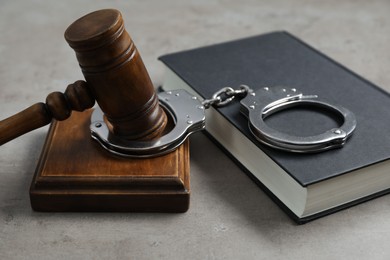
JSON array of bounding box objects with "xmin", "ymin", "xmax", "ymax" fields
[{"xmin": 188, "ymin": 133, "xmax": 297, "ymax": 231}]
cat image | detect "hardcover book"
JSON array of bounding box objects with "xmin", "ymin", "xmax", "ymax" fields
[{"xmin": 159, "ymin": 31, "xmax": 390, "ymax": 223}]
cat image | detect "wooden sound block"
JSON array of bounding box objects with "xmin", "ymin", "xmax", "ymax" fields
[{"xmin": 30, "ymin": 109, "xmax": 190, "ymax": 212}]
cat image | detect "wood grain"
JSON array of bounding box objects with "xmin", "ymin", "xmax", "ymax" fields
[
  {"xmin": 0, "ymin": 80, "xmax": 94, "ymax": 145},
  {"xmin": 65, "ymin": 9, "xmax": 167, "ymax": 140},
  {"xmin": 1, "ymin": 9, "xmax": 168, "ymax": 144},
  {"xmin": 30, "ymin": 109, "xmax": 190, "ymax": 212}
]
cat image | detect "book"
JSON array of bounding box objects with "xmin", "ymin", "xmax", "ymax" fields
[{"xmin": 158, "ymin": 31, "xmax": 390, "ymax": 223}]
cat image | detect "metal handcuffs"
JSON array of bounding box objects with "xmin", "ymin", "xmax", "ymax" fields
[
  {"xmin": 240, "ymin": 86, "xmax": 356, "ymax": 153},
  {"xmin": 90, "ymin": 86, "xmax": 356, "ymax": 157},
  {"xmin": 90, "ymin": 89, "xmax": 205, "ymax": 157}
]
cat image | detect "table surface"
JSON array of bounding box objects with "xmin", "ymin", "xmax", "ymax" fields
[{"xmin": 1, "ymin": 1, "xmax": 389, "ymax": 259}]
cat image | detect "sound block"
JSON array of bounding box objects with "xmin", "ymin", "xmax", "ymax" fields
[{"xmin": 30, "ymin": 109, "xmax": 190, "ymax": 212}]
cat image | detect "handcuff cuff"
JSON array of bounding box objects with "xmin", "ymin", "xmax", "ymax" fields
[{"xmin": 90, "ymin": 85, "xmax": 357, "ymax": 157}]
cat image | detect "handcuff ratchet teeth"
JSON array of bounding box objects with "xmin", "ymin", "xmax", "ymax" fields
[{"xmin": 90, "ymin": 85, "xmax": 357, "ymax": 157}]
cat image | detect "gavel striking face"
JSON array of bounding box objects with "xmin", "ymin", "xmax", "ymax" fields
[
  {"xmin": 0, "ymin": 9, "xmax": 173, "ymax": 147},
  {"xmin": 65, "ymin": 9, "xmax": 168, "ymax": 140}
]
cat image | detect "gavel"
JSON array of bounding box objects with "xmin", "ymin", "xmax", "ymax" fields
[{"xmin": 0, "ymin": 9, "xmax": 168, "ymax": 145}]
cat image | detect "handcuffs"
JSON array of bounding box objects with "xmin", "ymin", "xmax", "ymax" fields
[{"xmin": 90, "ymin": 85, "xmax": 356, "ymax": 157}]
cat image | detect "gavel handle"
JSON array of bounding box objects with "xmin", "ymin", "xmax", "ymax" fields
[{"xmin": 0, "ymin": 80, "xmax": 95, "ymax": 145}]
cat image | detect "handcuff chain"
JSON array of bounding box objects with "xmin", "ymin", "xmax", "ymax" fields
[{"xmin": 202, "ymin": 85, "xmax": 252, "ymax": 109}]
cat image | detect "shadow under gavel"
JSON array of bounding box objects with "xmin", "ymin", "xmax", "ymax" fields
[{"xmin": 0, "ymin": 9, "xmax": 168, "ymax": 146}]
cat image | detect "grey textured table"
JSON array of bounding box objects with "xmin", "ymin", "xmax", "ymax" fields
[{"xmin": 1, "ymin": 1, "xmax": 389, "ymax": 259}]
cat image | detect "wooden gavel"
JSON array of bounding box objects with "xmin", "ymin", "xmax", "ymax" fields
[{"xmin": 0, "ymin": 9, "xmax": 167, "ymax": 145}]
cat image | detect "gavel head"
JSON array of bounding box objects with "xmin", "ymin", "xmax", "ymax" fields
[{"xmin": 64, "ymin": 9, "xmax": 167, "ymax": 140}]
